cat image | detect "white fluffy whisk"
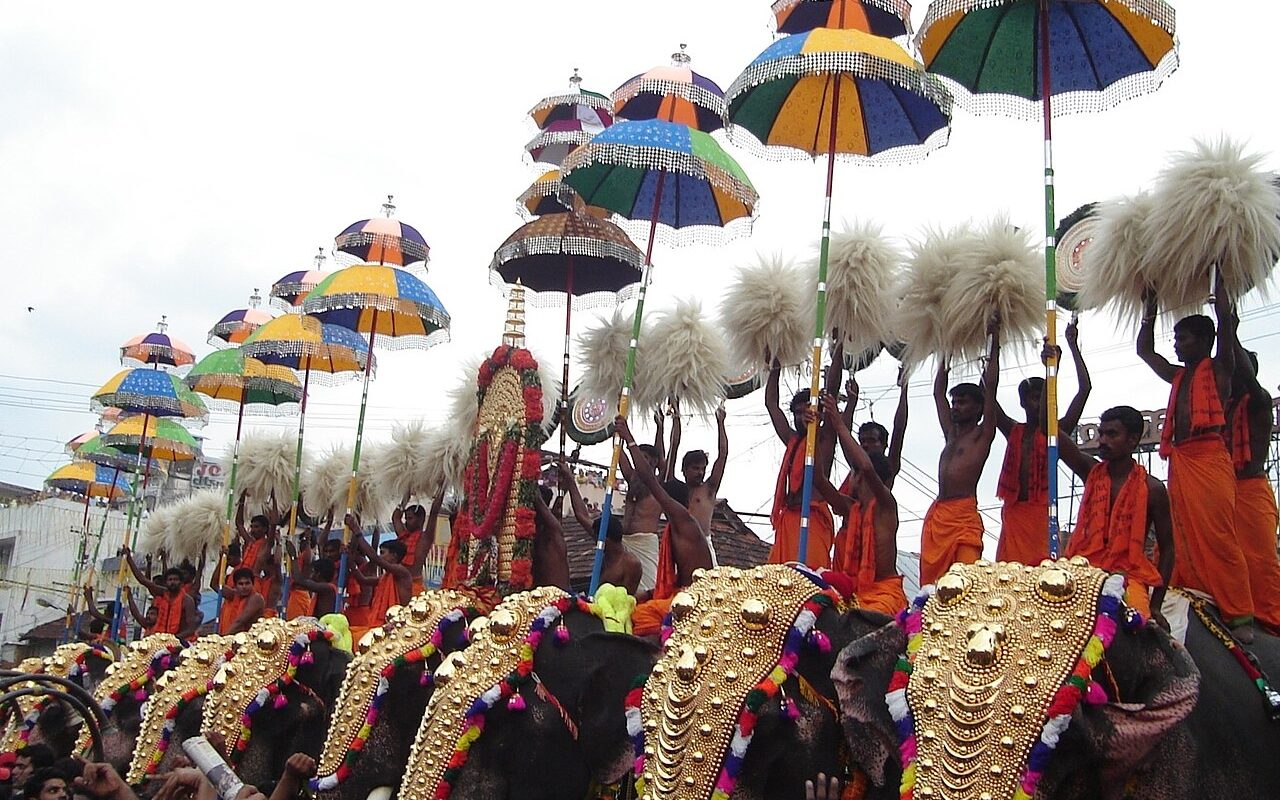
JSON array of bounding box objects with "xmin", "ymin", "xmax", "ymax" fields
[
  {"xmin": 942, "ymin": 217, "xmax": 1043, "ymax": 361},
  {"xmin": 302, "ymin": 445, "xmax": 386, "ymax": 524},
  {"xmin": 169, "ymin": 489, "xmax": 227, "ymax": 564},
  {"xmin": 634, "ymin": 298, "xmax": 728, "ymax": 414},
  {"xmin": 1145, "ymin": 137, "xmax": 1280, "ymax": 315},
  {"xmin": 893, "ymin": 225, "xmax": 975, "ymax": 367},
  {"xmin": 819, "ymin": 222, "xmax": 902, "ymax": 358},
  {"xmin": 423, "ymin": 354, "xmax": 482, "ymax": 497},
  {"xmin": 232, "ymin": 431, "xmax": 299, "ymax": 514},
  {"xmin": 138, "ymin": 503, "xmax": 179, "ymax": 558},
  {"xmin": 367, "ymin": 420, "xmax": 434, "ymax": 510},
  {"xmin": 578, "ymin": 309, "xmax": 643, "ymax": 403},
  {"xmin": 1077, "ymin": 192, "xmax": 1158, "ymax": 322},
  {"xmin": 720, "ymin": 255, "xmax": 812, "ymax": 370}
]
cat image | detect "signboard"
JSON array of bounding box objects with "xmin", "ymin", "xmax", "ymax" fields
[
  {"xmin": 192, "ymin": 460, "xmax": 225, "ymax": 491},
  {"xmin": 1076, "ymin": 399, "xmax": 1280, "ymax": 454}
]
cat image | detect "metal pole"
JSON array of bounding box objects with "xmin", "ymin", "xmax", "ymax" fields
[
  {"xmin": 1039, "ymin": 0, "xmax": 1062, "ymax": 558},
  {"xmin": 589, "ymin": 170, "xmax": 666, "ymax": 596},
  {"xmin": 336, "ymin": 311, "xmax": 378, "ymax": 611},
  {"xmin": 213, "ymin": 399, "xmax": 248, "ymax": 621}
]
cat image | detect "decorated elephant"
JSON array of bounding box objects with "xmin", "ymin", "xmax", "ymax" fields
[
  {"xmin": 1, "ymin": 642, "xmax": 115, "ymax": 757},
  {"xmin": 73, "ymin": 633, "xmax": 183, "ymax": 771},
  {"xmin": 831, "ymin": 561, "xmax": 1279, "ymax": 799},
  {"xmin": 311, "ymin": 590, "xmax": 480, "ymax": 800},
  {"xmin": 200, "ymin": 616, "xmax": 352, "ymax": 793},
  {"xmin": 396, "ymin": 586, "xmax": 659, "ymax": 800}
]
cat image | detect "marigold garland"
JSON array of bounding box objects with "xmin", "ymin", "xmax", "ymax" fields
[{"xmin": 887, "ymin": 574, "xmax": 1132, "ymax": 800}]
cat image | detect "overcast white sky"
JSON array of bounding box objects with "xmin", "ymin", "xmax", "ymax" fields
[{"xmin": 3, "ymin": 2, "xmax": 1279, "ymax": 557}]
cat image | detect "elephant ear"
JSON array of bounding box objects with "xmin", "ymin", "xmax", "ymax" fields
[
  {"xmin": 1069, "ymin": 622, "xmax": 1200, "ymax": 790},
  {"xmin": 831, "ymin": 611, "xmax": 906, "ymax": 787},
  {"xmin": 575, "ymin": 634, "xmax": 659, "ymax": 786}
]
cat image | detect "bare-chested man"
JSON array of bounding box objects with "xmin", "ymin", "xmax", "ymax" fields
[
  {"xmin": 618, "ymin": 439, "xmax": 665, "ymax": 593},
  {"xmin": 816, "ymin": 394, "xmax": 906, "ymax": 616},
  {"xmin": 1138, "ymin": 280, "xmax": 1255, "ymax": 641},
  {"xmin": 920, "ymin": 314, "xmax": 1000, "ymax": 586},
  {"xmin": 766, "ymin": 361, "xmax": 835, "ymax": 568},
  {"xmin": 843, "ymin": 365, "xmax": 908, "ymax": 489},
  {"xmin": 666, "ymin": 404, "xmax": 728, "ymax": 537},
  {"xmin": 560, "ymin": 459, "xmax": 642, "ymax": 593},
  {"xmin": 1227, "ymin": 338, "xmax": 1280, "ymax": 631},
  {"xmin": 994, "ymin": 319, "xmax": 1091, "ymax": 565}
]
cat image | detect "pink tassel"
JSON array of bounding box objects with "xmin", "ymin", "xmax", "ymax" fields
[
  {"xmin": 300, "ymin": 651, "xmax": 315, "ymax": 665},
  {"xmin": 134, "ymin": 690, "xmax": 148, "ymax": 702},
  {"xmin": 507, "ymin": 694, "xmax": 526, "ymax": 712},
  {"xmin": 273, "ymin": 694, "xmax": 288, "ymax": 710},
  {"xmin": 783, "ymin": 697, "xmax": 800, "ymax": 721},
  {"xmin": 809, "ymin": 630, "xmax": 831, "ymax": 653},
  {"xmin": 554, "ymin": 624, "xmax": 570, "ymax": 644},
  {"xmin": 1084, "ymin": 681, "xmax": 1108, "ymax": 705}
]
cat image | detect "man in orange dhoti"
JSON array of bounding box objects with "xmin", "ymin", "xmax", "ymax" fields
[
  {"xmin": 1058, "ymin": 406, "xmax": 1173, "ymax": 621},
  {"xmin": 346, "ymin": 520, "xmax": 413, "ymax": 642},
  {"xmin": 1227, "ymin": 348, "xmax": 1280, "ymax": 631},
  {"xmin": 995, "ymin": 319, "xmax": 1091, "ymax": 565},
  {"xmin": 613, "ymin": 416, "xmax": 714, "ymax": 638},
  {"xmin": 218, "ymin": 568, "xmax": 265, "ymax": 635},
  {"xmin": 1138, "ymin": 287, "xmax": 1256, "ymax": 640},
  {"xmin": 764, "ymin": 360, "xmax": 833, "ymax": 568},
  {"xmin": 921, "ymin": 315, "xmax": 1001, "ymax": 586},
  {"xmin": 816, "ymin": 395, "xmax": 906, "ymax": 616}
]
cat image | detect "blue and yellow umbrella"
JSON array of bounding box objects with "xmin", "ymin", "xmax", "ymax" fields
[
  {"xmin": 92, "ymin": 368, "xmax": 209, "ymax": 422},
  {"xmin": 46, "ymin": 462, "xmax": 132, "ymax": 499},
  {"xmin": 772, "ymin": 0, "xmax": 913, "ymax": 38}
]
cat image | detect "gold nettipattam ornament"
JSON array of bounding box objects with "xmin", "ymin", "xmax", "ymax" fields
[
  {"xmin": 639, "ymin": 564, "xmax": 832, "ymax": 800},
  {"xmin": 906, "ymin": 558, "xmax": 1107, "ymax": 800},
  {"xmin": 127, "ymin": 634, "xmax": 234, "ymax": 785},
  {"xmin": 76, "ymin": 633, "xmax": 181, "ymax": 754},
  {"xmin": 0, "ymin": 657, "xmax": 49, "ymax": 752},
  {"xmin": 201, "ymin": 617, "xmax": 323, "ymax": 758},
  {"xmin": 396, "ymin": 586, "xmax": 570, "ymax": 800},
  {"xmin": 314, "ymin": 590, "xmax": 479, "ymax": 787}
]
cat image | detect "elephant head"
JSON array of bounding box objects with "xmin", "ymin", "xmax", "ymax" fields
[
  {"xmin": 833, "ymin": 560, "xmax": 1206, "ymax": 800},
  {"xmin": 396, "ymin": 586, "xmax": 659, "ymax": 800},
  {"xmin": 75, "ymin": 634, "xmax": 183, "ymax": 770},
  {"xmin": 312, "ymin": 590, "xmax": 478, "ymax": 800},
  {"xmin": 4, "ymin": 641, "xmax": 116, "ymax": 758},
  {"xmin": 201, "ymin": 617, "xmax": 351, "ymax": 794}
]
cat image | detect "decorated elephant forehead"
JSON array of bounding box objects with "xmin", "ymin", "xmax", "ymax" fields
[
  {"xmin": 397, "ymin": 585, "xmax": 572, "ymax": 800},
  {"xmin": 44, "ymin": 641, "xmax": 96, "ymax": 676},
  {"xmin": 638, "ymin": 564, "xmax": 835, "ymax": 800},
  {"xmin": 76, "ymin": 634, "xmax": 183, "ymax": 756},
  {"xmin": 201, "ymin": 617, "xmax": 324, "ymax": 757},
  {"xmin": 900, "ymin": 557, "xmax": 1116, "ymax": 800},
  {"xmin": 128, "ymin": 635, "xmax": 234, "ymax": 785},
  {"xmin": 314, "ymin": 590, "xmax": 481, "ymax": 784}
]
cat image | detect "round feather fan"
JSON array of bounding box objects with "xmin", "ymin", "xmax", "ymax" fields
[
  {"xmin": 893, "ymin": 225, "xmax": 975, "ymax": 367},
  {"xmin": 820, "ymin": 222, "xmax": 902, "ymax": 358},
  {"xmin": 720, "ymin": 254, "xmax": 812, "ymax": 371},
  {"xmin": 634, "ymin": 298, "xmax": 728, "ymax": 414},
  {"xmin": 941, "ymin": 217, "xmax": 1044, "ymax": 361}
]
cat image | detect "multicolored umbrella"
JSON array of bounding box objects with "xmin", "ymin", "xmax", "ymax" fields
[
  {"xmin": 102, "ymin": 416, "xmax": 202, "ymax": 463},
  {"xmin": 303, "ymin": 261, "xmax": 450, "ymax": 607},
  {"xmin": 528, "ymin": 69, "xmax": 615, "ymax": 129},
  {"xmin": 916, "ymin": 0, "xmax": 1178, "ymax": 556},
  {"xmin": 725, "ymin": 26, "xmax": 952, "ymax": 563},
  {"xmin": 525, "ymin": 118, "xmax": 606, "ymax": 168},
  {"xmin": 120, "ymin": 317, "xmax": 196, "ymax": 370},
  {"xmin": 560, "ymin": 116, "xmax": 757, "ymax": 593},
  {"xmin": 65, "ymin": 431, "xmax": 97, "ymax": 455},
  {"xmin": 270, "ymin": 248, "xmax": 330, "ymax": 310},
  {"xmin": 517, "ymin": 170, "xmax": 607, "ymax": 220},
  {"xmin": 45, "ymin": 462, "xmax": 132, "ymax": 499},
  {"xmin": 772, "ymin": 0, "xmax": 913, "ymax": 38},
  {"xmin": 208, "ymin": 289, "xmax": 274, "ymax": 347},
  {"xmin": 491, "ymin": 210, "xmax": 645, "ymax": 463},
  {"xmin": 72, "ymin": 433, "xmax": 155, "ymax": 473},
  {"xmin": 92, "ymin": 368, "xmax": 209, "ymax": 421},
  {"xmin": 334, "ymin": 196, "xmax": 430, "ymax": 267},
  {"xmin": 612, "ymin": 45, "xmax": 728, "ymax": 133},
  {"xmin": 241, "ymin": 313, "xmax": 376, "ymax": 544}
]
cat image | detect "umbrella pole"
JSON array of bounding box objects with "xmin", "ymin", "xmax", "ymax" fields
[
  {"xmin": 589, "ymin": 170, "xmax": 667, "ymax": 596},
  {"xmin": 113, "ymin": 412, "xmax": 151, "ymax": 641},
  {"xmin": 214, "ymin": 399, "xmax": 249, "ymax": 621},
  {"xmin": 1039, "ymin": 0, "xmax": 1062, "ymax": 558},
  {"xmin": 797, "ymin": 82, "xmax": 842, "ymax": 564},
  {"xmin": 62, "ymin": 492, "xmax": 93, "ymax": 643},
  {"xmin": 558, "ymin": 258, "xmax": 575, "ymax": 495},
  {"xmin": 85, "ymin": 467, "xmax": 121, "ymax": 589},
  {"xmin": 337, "ymin": 311, "xmax": 379, "ymax": 611},
  {"xmin": 282, "ymin": 358, "xmax": 312, "ymax": 615}
]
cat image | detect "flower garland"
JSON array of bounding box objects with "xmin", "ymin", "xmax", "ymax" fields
[
  {"xmin": 146, "ymin": 683, "xmax": 210, "ymax": 777},
  {"xmin": 229, "ymin": 628, "xmax": 334, "ymax": 764},
  {"xmin": 308, "ymin": 606, "xmax": 479, "ymax": 792},
  {"xmin": 888, "ymin": 574, "xmax": 1131, "ymax": 800},
  {"xmin": 100, "ymin": 647, "xmax": 181, "ymax": 714},
  {"xmin": 631, "ymin": 581, "xmax": 841, "ymax": 800},
  {"xmin": 434, "ymin": 594, "xmax": 591, "ymax": 800},
  {"xmin": 450, "ymin": 344, "xmax": 545, "ymax": 596}
]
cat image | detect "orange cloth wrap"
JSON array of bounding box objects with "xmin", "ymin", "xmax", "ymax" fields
[
  {"xmin": 1125, "ymin": 582, "xmax": 1152, "ymax": 619},
  {"xmin": 857, "ymin": 575, "xmax": 907, "ymax": 617},
  {"xmin": 1066, "ymin": 460, "xmax": 1162, "ymax": 588},
  {"xmin": 996, "ymin": 424, "xmax": 1048, "ymax": 502},
  {"xmin": 633, "ymin": 597, "xmax": 674, "ymax": 638},
  {"xmin": 1159, "ymin": 360, "xmax": 1225, "ymax": 458},
  {"xmin": 920, "ymin": 497, "xmax": 984, "ymax": 586},
  {"xmin": 1228, "ymin": 393, "xmax": 1253, "ymax": 473},
  {"xmin": 833, "ymin": 499, "xmax": 882, "ymax": 593},
  {"xmin": 152, "ymin": 593, "xmax": 183, "ymax": 636},
  {"xmin": 769, "ymin": 505, "xmax": 834, "ymax": 569},
  {"xmin": 285, "ymin": 588, "xmax": 313, "ymax": 621},
  {"xmin": 996, "ymin": 501, "xmax": 1050, "ymax": 566},
  {"xmin": 1167, "ymin": 436, "xmax": 1254, "ymax": 623},
  {"xmin": 1234, "ymin": 476, "xmax": 1280, "ymax": 628},
  {"xmin": 218, "ymin": 595, "xmax": 245, "ymax": 635},
  {"xmin": 652, "ymin": 524, "xmax": 678, "ymax": 602}
]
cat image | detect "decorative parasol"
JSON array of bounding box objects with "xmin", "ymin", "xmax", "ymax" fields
[
  {"xmin": 303, "ymin": 260, "xmax": 450, "ymax": 607},
  {"xmin": 334, "ymin": 196, "xmax": 430, "ymax": 268},
  {"xmin": 65, "ymin": 431, "xmax": 98, "ymax": 456},
  {"xmin": 491, "ymin": 209, "xmax": 644, "ymax": 465},
  {"xmin": 208, "ymin": 289, "xmax": 274, "ymax": 347},
  {"xmin": 46, "ymin": 461, "xmax": 132, "ymax": 499},
  {"xmin": 270, "ymin": 248, "xmax": 330, "ymax": 311},
  {"xmin": 772, "ymin": 0, "xmax": 913, "ymax": 38},
  {"xmin": 516, "ymin": 170, "xmax": 607, "ymax": 221},
  {"xmin": 101, "ymin": 416, "xmax": 201, "ymax": 463},
  {"xmin": 528, "ymin": 68, "xmax": 615, "ymax": 129},
  {"xmin": 726, "ymin": 25, "xmax": 952, "ymax": 563},
  {"xmin": 120, "ymin": 317, "xmax": 196, "ymax": 371},
  {"xmin": 560, "ymin": 116, "xmax": 758, "ymax": 593},
  {"xmin": 525, "ymin": 118, "xmax": 608, "ymax": 168},
  {"xmin": 241, "ymin": 313, "xmax": 375, "ymax": 547},
  {"xmin": 612, "ymin": 44, "xmax": 728, "ymax": 133},
  {"xmin": 916, "ymin": 0, "xmax": 1178, "ymax": 556}
]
